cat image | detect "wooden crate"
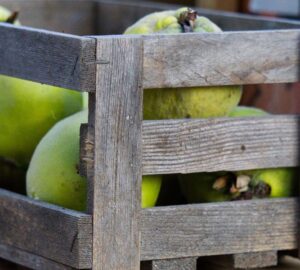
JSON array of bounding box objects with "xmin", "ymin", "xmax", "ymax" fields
[{"xmin": 0, "ymin": 0, "xmax": 300, "ymax": 269}]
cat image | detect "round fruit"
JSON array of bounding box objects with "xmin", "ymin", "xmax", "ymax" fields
[
  {"xmin": 26, "ymin": 110, "xmax": 162, "ymax": 211},
  {"xmin": 124, "ymin": 7, "xmax": 242, "ymax": 120},
  {"xmin": 0, "ymin": 7, "xmax": 83, "ymax": 166}
]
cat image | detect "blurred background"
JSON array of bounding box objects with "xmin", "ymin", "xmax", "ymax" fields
[{"xmin": 146, "ymin": 0, "xmax": 300, "ymax": 115}]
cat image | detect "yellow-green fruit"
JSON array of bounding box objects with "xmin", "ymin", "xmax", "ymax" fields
[
  {"xmin": 125, "ymin": 8, "xmax": 242, "ymax": 120},
  {"xmin": 178, "ymin": 172, "xmax": 230, "ymax": 203},
  {"xmin": 229, "ymin": 106, "xmax": 267, "ymax": 117},
  {"xmin": 26, "ymin": 110, "xmax": 162, "ymax": 211},
  {"xmin": 0, "ymin": 7, "xmax": 83, "ymax": 166},
  {"xmin": 0, "ymin": 76, "xmax": 83, "ymax": 166},
  {"xmin": 250, "ymin": 168, "xmax": 297, "ymax": 198}
]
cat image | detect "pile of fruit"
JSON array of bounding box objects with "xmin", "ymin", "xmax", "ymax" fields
[{"xmin": 0, "ymin": 6, "xmax": 297, "ymax": 211}]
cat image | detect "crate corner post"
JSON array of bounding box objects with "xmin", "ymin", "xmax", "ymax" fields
[{"xmin": 88, "ymin": 35, "xmax": 144, "ymax": 270}]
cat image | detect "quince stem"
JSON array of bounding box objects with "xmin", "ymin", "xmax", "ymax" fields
[
  {"xmin": 6, "ymin": 11, "xmax": 19, "ymax": 24},
  {"xmin": 178, "ymin": 8, "xmax": 198, "ymax": 33}
]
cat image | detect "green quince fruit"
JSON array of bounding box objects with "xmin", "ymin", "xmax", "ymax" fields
[
  {"xmin": 26, "ymin": 110, "xmax": 162, "ymax": 211},
  {"xmin": 124, "ymin": 7, "xmax": 242, "ymax": 120},
  {"xmin": 0, "ymin": 6, "xmax": 84, "ymax": 167}
]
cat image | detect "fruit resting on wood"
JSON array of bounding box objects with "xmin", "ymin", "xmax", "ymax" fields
[
  {"xmin": 26, "ymin": 110, "xmax": 162, "ymax": 211},
  {"xmin": 179, "ymin": 106, "xmax": 298, "ymax": 203},
  {"xmin": 0, "ymin": 6, "xmax": 84, "ymax": 167},
  {"xmin": 124, "ymin": 7, "xmax": 242, "ymax": 120}
]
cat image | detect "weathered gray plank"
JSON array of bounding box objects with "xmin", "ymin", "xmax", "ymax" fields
[
  {"xmin": 81, "ymin": 115, "xmax": 300, "ymax": 175},
  {"xmin": 233, "ymin": 251, "xmax": 278, "ymax": 269},
  {"xmin": 96, "ymin": 0, "xmax": 300, "ymax": 34},
  {"xmin": 198, "ymin": 255, "xmax": 299, "ymax": 270},
  {"xmin": 199, "ymin": 251, "xmax": 278, "ymax": 269},
  {"xmin": 150, "ymin": 258, "xmax": 197, "ymax": 270},
  {"xmin": 0, "ymin": 243, "xmax": 73, "ymax": 270},
  {"xmin": 90, "ymin": 36, "xmax": 143, "ymax": 269},
  {"xmin": 0, "ymin": 189, "xmax": 92, "ymax": 269},
  {"xmin": 0, "ymin": 23, "xmax": 96, "ymax": 91},
  {"xmin": 0, "ymin": 0, "xmax": 96, "ymax": 35},
  {"xmin": 143, "ymin": 30, "xmax": 300, "ymax": 89},
  {"xmin": 140, "ymin": 198, "xmax": 299, "ymax": 260}
]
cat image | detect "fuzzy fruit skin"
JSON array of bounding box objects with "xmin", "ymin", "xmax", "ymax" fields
[
  {"xmin": 229, "ymin": 106, "xmax": 267, "ymax": 117},
  {"xmin": 0, "ymin": 7, "xmax": 83, "ymax": 166},
  {"xmin": 0, "ymin": 76, "xmax": 83, "ymax": 166},
  {"xmin": 251, "ymin": 168, "xmax": 297, "ymax": 198},
  {"xmin": 178, "ymin": 173, "xmax": 230, "ymax": 203},
  {"xmin": 125, "ymin": 8, "xmax": 242, "ymax": 120},
  {"xmin": 26, "ymin": 110, "xmax": 162, "ymax": 211}
]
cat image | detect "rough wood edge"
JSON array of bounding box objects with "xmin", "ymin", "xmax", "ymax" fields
[
  {"xmin": 0, "ymin": 243, "xmax": 73, "ymax": 270},
  {"xmin": 142, "ymin": 257, "xmax": 198, "ymax": 270},
  {"xmin": 0, "ymin": 188, "xmax": 92, "ymax": 269},
  {"xmin": 0, "ymin": 23, "xmax": 95, "ymax": 91},
  {"xmin": 233, "ymin": 251, "xmax": 278, "ymax": 269}
]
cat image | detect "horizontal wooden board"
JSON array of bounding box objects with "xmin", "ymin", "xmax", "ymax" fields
[
  {"xmin": 0, "ymin": 243, "xmax": 73, "ymax": 270},
  {"xmin": 0, "ymin": 23, "xmax": 95, "ymax": 91},
  {"xmin": 142, "ymin": 30, "xmax": 300, "ymax": 88},
  {"xmin": 0, "ymin": 0, "xmax": 96, "ymax": 35},
  {"xmin": 0, "ymin": 189, "xmax": 92, "ymax": 269},
  {"xmin": 96, "ymin": 0, "xmax": 300, "ymax": 34},
  {"xmin": 81, "ymin": 115, "xmax": 300, "ymax": 175},
  {"xmin": 140, "ymin": 198, "xmax": 299, "ymax": 260}
]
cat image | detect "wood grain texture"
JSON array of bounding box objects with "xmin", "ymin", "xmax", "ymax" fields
[
  {"xmin": 81, "ymin": 115, "xmax": 300, "ymax": 175},
  {"xmin": 0, "ymin": 23, "xmax": 96, "ymax": 91},
  {"xmin": 233, "ymin": 251, "xmax": 278, "ymax": 269},
  {"xmin": 141, "ymin": 198, "xmax": 299, "ymax": 260},
  {"xmin": 200, "ymin": 251, "xmax": 278, "ymax": 270},
  {"xmin": 198, "ymin": 255, "xmax": 300, "ymax": 270},
  {"xmin": 142, "ymin": 30, "xmax": 300, "ymax": 89},
  {"xmin": 90, "ymin": 36, "xmax": 143, "ymax": 269},
  {"xmin": 150, "ymin": 257, "xmax": 197, "ymax": 270},
  {"xmin": 96, "ymin": 0, "xmax": 300, "ymax": 34},
  {"xmin": 0, "ymin": 0, "xmax": 96, "ymax": 35},
  {"xmin": 0, "ymin": 189, "xmax": 92, "ymax": 269},
  {"xmin": 0, "ymin": 243, "xmax": 73, "ymax": 270}
]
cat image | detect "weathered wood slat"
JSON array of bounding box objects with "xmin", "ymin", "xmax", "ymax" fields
[
  {"xmin": 233, "ymin": 251, "xmax": 278, "ymax": 269},
  {"xmin": 81, "ymin": 115, "xmax": 300, "ymax": 175},
  {"xmin": 1, "ymin": 26, "xmax": 299, "ymax": 91},
  {"xmin": 198, "ymin": 255, "xmax": 300, "ymax": 270},
  {"xmin": 0, "ymin": 243, "xmax": 73, "ymax": 270},
  {"xmin": 0, "ymin": 23, "xmax": 96, "ymax": 91},
  {"xmin": 90, "ymin": 36, "xmax": 143, "ymax": 269},
  {"xmin": 199, "ymin": 251, "xmax": 278, "ymax": 269},
  {"xmin": 0, "ymin": 189, "xmax": 92, "ymax": 269},
  {"xmin": 149, "ymin": 258, "xmax": 198, "ymax": 270},
  {"xmin": 140, "ymin": 198, "xmax": 299, "ymax": 260},
  {"xmin": 142, "ymin": 30, "xmax": 300, "ymax": 88},
  {"xmin": 142, "ymin": 115, "xmax": 300, "ymax": 174},
  {"xmin": 96, "ymin": 0, "xmax": 300, "ymax": 34},
  {"xmin": 0, "ymin": 0, "xmax": 96, "ymax": 35}
]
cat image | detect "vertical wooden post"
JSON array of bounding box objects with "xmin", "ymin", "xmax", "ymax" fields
[{"xmin": 88, "ymin": 36, "xmax": 143, "ymax": 270}]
